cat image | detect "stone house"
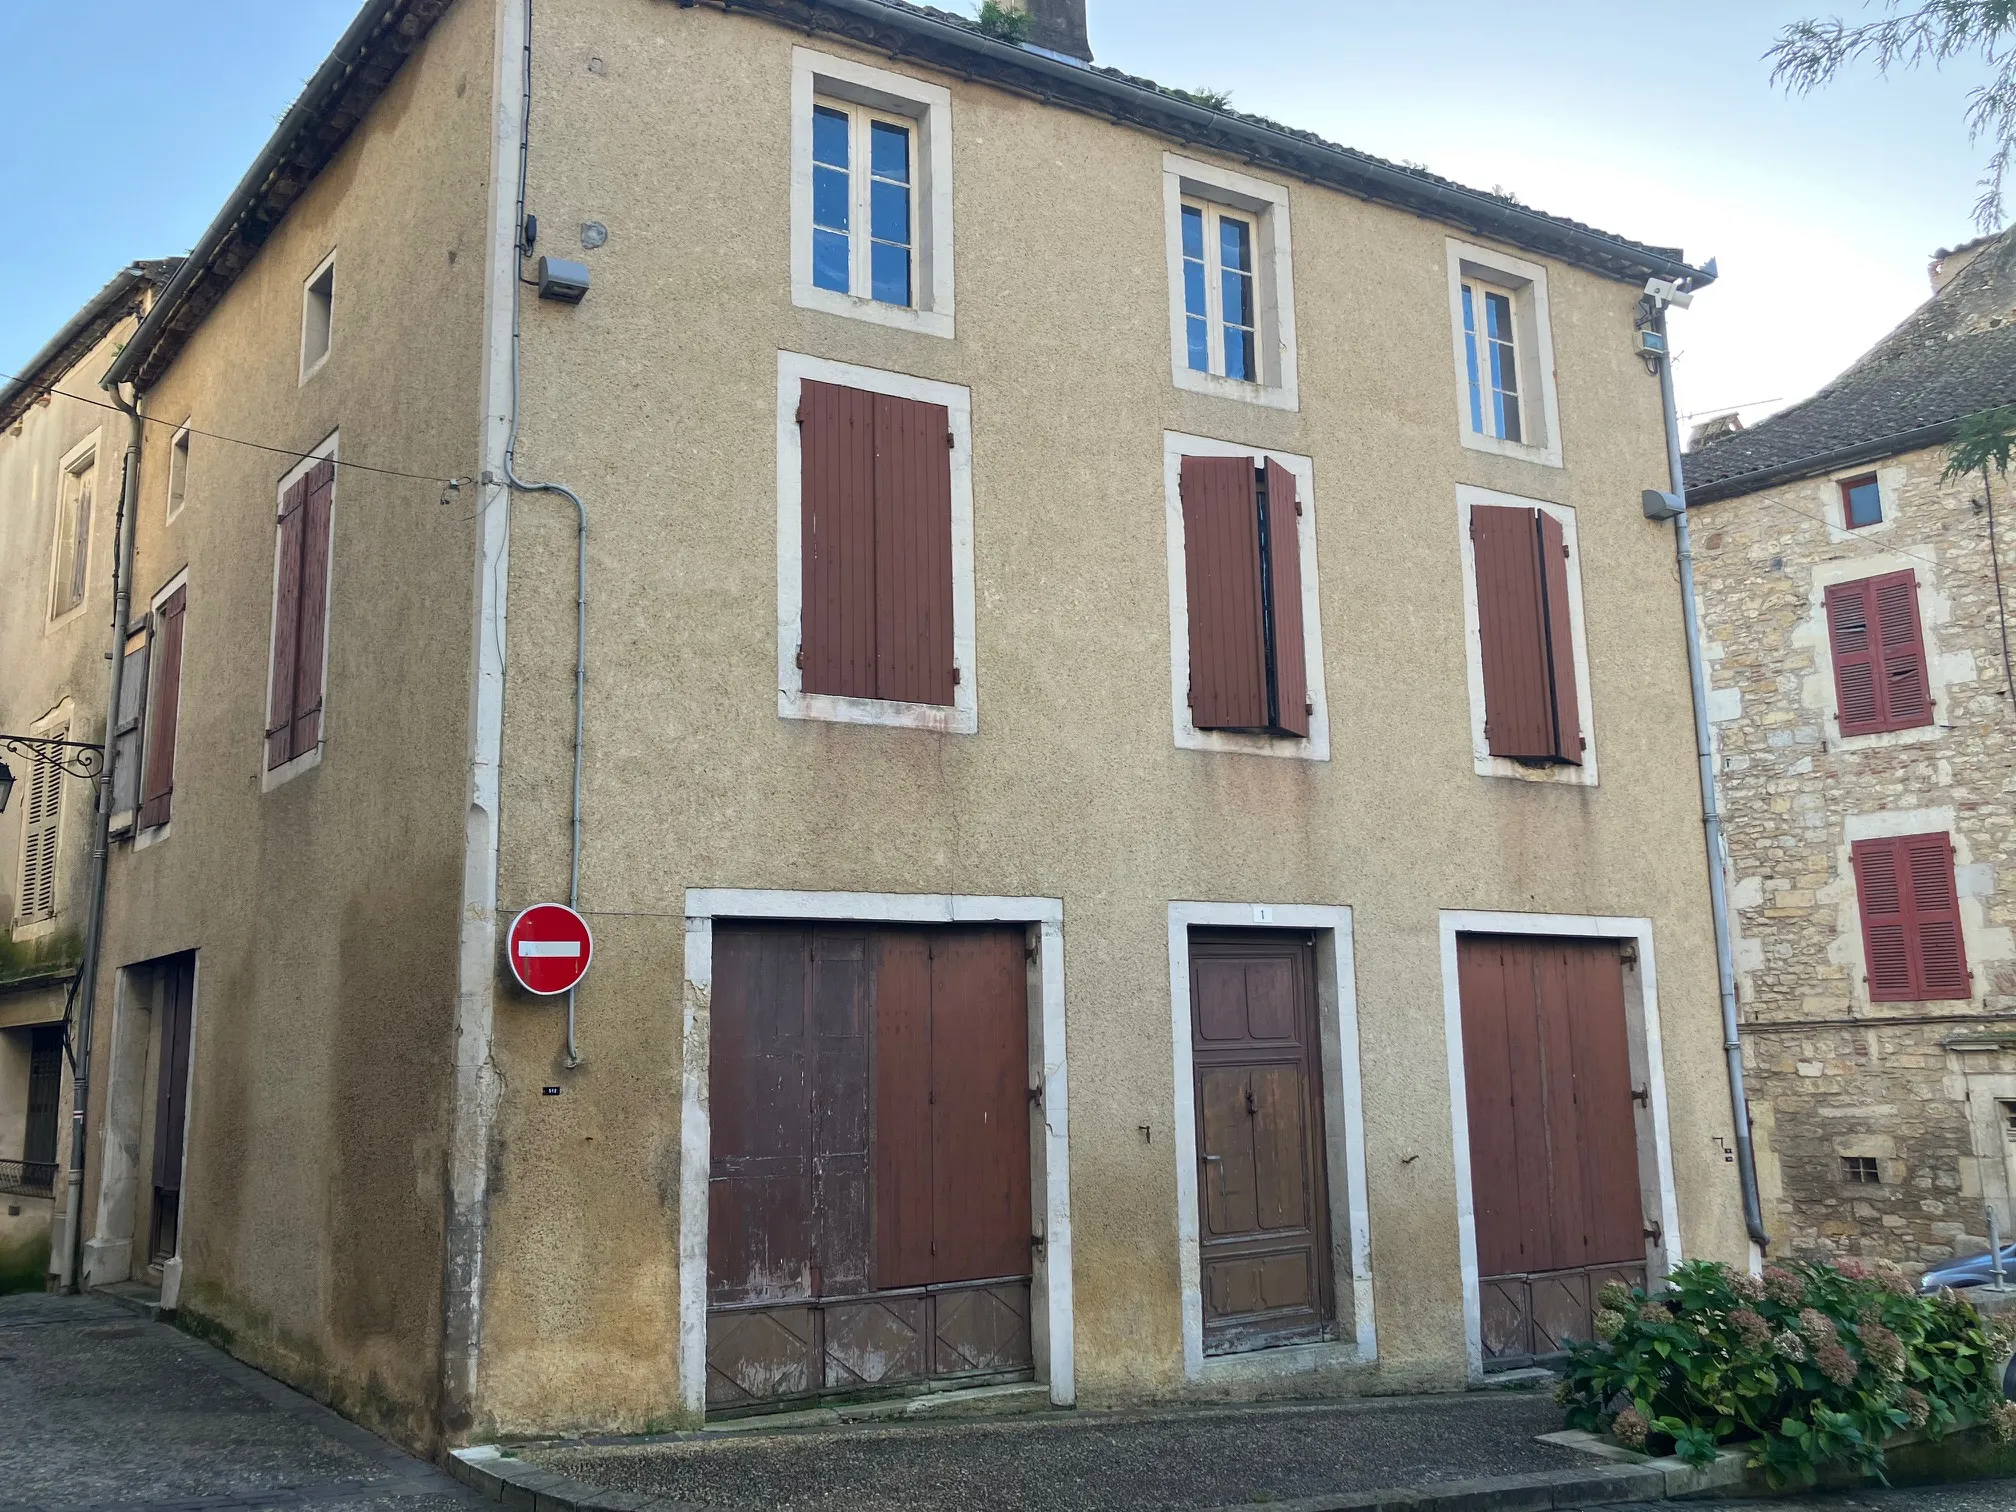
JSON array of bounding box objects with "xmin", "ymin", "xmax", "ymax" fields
[
  {"xmin": 2, "ymin": 0, "xmax": 1748, "ymax": 1447},
  {"xmin": 0, "ymin": 263, "xmax": 175, "ymax": 1291},
  {"xmin": 1688, "ymin": 230, "xmax": 2016, "ymax": 1270}
]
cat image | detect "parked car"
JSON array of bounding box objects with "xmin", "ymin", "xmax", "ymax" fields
[{"xmin": 1921, "ymin": 1247, "xmax": 2016, "ymax": 1293}]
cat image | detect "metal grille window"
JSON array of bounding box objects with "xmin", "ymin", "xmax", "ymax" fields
[
  {"xmin": 1843, "ymin": 1156, "xmax": 1881, "ymax": 1185},
  {"xmin": 1182, "ymin": 200, "xmax": 1258, "ymax": 382},
  {"xmin": 15, "ymin": 728, "xmax": 65, "ymax": 924},
  {"xmin": 811, "ymin": 99, "xmax": 915, "ymax": 308},
  {"xmin": 1462, "ymin": 279, "xmax": 1523, "ymax": 443},
  {"xmin": 51, "ymin": 452, "xmax": 94, "ymax": 618}
]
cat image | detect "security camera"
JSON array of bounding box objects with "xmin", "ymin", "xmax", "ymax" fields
[{"xmin": 1643, "ymin": 276, "xmax": 1693, "ymax": 309}]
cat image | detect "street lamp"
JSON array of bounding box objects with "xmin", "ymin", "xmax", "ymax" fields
[{"xmin": 0, "ymin": 758, "xmax": 13, "ymax": 815}]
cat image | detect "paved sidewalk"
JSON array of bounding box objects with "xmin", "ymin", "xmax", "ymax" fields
[{"xmin": 0, "ymin": 1290, "xmax": 484, "ymax": 1512}]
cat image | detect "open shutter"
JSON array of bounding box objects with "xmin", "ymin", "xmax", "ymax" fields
[
  {"xmin": 872, "ymin": 393, "xmax": 956, "ymax": 706},
  {"xmin": 1182, "ymin": 456, "xmax": 1268, "ymax": 730},
  {"xmin": 1536, "ymin": 511, "xmax": 1581, "ymax": 764},
  {"xmin": 1824, "ymin": 579, "xmax": 1879, "ymax": 735},
  {"xmin": 799, "ymin": 380, "xmax": 878, "ymax": 700},
  {"xmin": 1472, "ymin": 506, "xmax": 1554, "ymax": 759},
  {"xmin": 138, "ymin": 589, "xmax": 186, "ymax": 831},
  {"xmin": 1872, "ymin": 571, "xmax": 1932, "ymax": 731},
  {"xmin": 1905, "ymin": 832, "xmax": 1970, "ymax": 998},
  {"xmin": 1261, "ymin": 459, "xmax": 1309, "ymax": 738},
  {"xmin": 290, "ymin": 459, "xmax": 335, "ymax": 758},
  {"xmin": 267, "ymin": 477, "xmax": 308, "ymax": 768},
  {"xmin": 110, "ymin": 625, "xmax": 151, "ymax": 828},
  {"xmin": 1851, "ymin": 838, "xmax": 1913, "ymax": 1000}
]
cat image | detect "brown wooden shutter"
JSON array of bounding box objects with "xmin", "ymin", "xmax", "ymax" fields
[
  {"xmin": 928, "ymin": 929, "xmax": 1031, "ymax": 1284},
  {"xmin": 800, "ymin": 380, "xmax": 878, "ymax": 700},
  {"xmin": 1472, "ymin": 506, "xmax": 1555, "ymax": 759},
  {"xmin": 290, "ymin": 459, "xmax": 336, "ymax": 757},
  {"xmin": 1853, "ymin": 832, "xmax": 1971, "ymax": 1002},
  {"xmin": 267, "ymin": 477, "xmax": 308, "ymax": 768},
  {"xmin": 874, "ymin": 932, "xmax": 936, "ymax": 1289},
  {"xmin": 139, "ymin": 588, "xmax": 186, "ymax": 831},
  {"xmin": 1182, "ymin": 456, "xmax": 1268, "ymax": 731},
  {"xmin": 1827, "ymin": 571, "xmax": 1931, "ymax": 735},
  {"xmin": 872, "ymin": 392, "xmax": 955, "ymax": 706},
  {"xmin": 1261, "ymin": 460, "xmax": 1309, "ymax": 738},
  {"xmin": 1536, "ymin": 511, "xmax": 1581, "ymax": 764}
]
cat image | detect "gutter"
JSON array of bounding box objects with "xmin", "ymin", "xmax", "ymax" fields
[
  {"xmin": 0, "ymin": 264, "xmax": 154, "ymax": 431},
  {"xmin": 722, "ymin": 0, "xmax": 1712, "ymax": 286},
  {"xmin": 1687, "ymin": 420, "xmax": 1961, "ymax": 506}
]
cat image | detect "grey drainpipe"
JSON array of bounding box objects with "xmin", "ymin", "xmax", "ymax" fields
[
  {"xmin": 63, "ymin": 379, "xmax": 143, "ymax": 1291},
  {"xmin": 1655, "ymin": 304, "xmax": 1770, "ymax": 1253}
]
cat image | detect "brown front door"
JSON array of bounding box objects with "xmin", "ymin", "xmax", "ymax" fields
[
  {"xmin": 150, "ymin": 955, "xmax": 196, "ymax": 1263},
  {"xmin": 1190, "ymin": 930, "xmax": 1334, "ymax": 1355},
  {"xmin": 1456, "ymin": 934, "xmax": 1648, "ymax": 1367},
  {"xmin": 707, "ymin": 924, "xmax": 1033, "ymax": 1411}
]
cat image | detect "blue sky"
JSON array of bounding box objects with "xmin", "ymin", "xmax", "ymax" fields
[{"xmin": 0, "ymin": 1, "xmax": 1994, "ymax": 428}]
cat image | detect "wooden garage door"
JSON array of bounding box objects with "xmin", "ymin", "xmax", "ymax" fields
[
  {"xmin": 1190, "ymin": 930, "xmax": 1334, "ymax": 1355},
  {"xmin": 1456, "ymin": 934, "xmax": 1647, "ymax": 1367},
  {"xmin": 707, "ymin": 924, "xmax": 1033, "ymax": 1410}
]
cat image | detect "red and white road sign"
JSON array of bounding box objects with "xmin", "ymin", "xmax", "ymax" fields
[{"xmin": 507, "ymin": 903, "xmax": 593, "ymax": 996}]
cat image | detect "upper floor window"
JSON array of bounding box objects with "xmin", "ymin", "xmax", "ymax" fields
[
  {"xmin": 1446, "ymin": 241, "xmax": 1562, "ymax": 467},
  {"xmin": 301, "ymin": 252, "xmax": 335, "ymax": 383},
  {"xmin": 1841, "ymin": 473, "xmax": 1883, "ymax": 529},
  {"xmin": 50, "ymin": 438, "xmax": 97, "ymax": 621},
  {"xmin": 1824, "ymin": 570, "xmax": 1931, "ymax": 736},
  {"xmin": 166, "ymin": 423, "xmax": 192, "ymax": 522},
  {"xmin": 1851, "ymin": 831, "xmax": 1969, "ymax": 1002},
  {"xmin": 267, "ymin": 442, "xmax": 337, "ymax": 783},
  {"xmin": 1162, "ymin": 155, "xmax": 1298, "ymax": 411},
  {"xmin": 791, "ymin": 49, "xmax": 953, "ymax": 339},
  {"xmin": 139, "ymin": 580, "xmax": 188, "ymax": 834},
  {"xmin": 14, "ymin": 719, "xmax": 65, "ymax": 926}
]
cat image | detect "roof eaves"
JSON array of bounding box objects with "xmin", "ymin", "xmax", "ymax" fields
[
  {"xmin": 0, "ymin": 261, "xmax": 178, "ymax": 433},
  {"xmin": 1687, "ymin": 420, "xmax": 1959, "ymax": 505}
]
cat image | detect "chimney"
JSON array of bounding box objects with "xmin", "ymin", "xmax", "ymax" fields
[
  {"xmin": 1930, "ymin": 236, "xmax": 1994, "ymax": 294},
  {"xmin": 1008, "ymin": 0, "xmax": 1092, "ymax": 63}
]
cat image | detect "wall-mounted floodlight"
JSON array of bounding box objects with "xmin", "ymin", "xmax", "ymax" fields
[{"xmin": 536, "ymin": 257, "xmax": 590, "ymax": 304}]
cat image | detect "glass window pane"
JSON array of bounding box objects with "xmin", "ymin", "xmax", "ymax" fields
[
  {"xmin": 1222, "ymin": 268, "xmax": 1252, "ymax": 330},
  {"xmin": 813, "ymin": 164, "xmax": 849, "ymax": 233},
  {"xmin": 1182, "ymin": 204, "xmax": 1205, "ymax": 261},
  {"xmin": 872, "ymin": 240, "xmax": 911, "ymax": 305},
  {"xmin": 1219, "ymin": 216, "xmax": 1253, "ymax": 274},
  {"xmin": 1845, "ymin": 478, "xmax": 1883, "ymax": 527},
  {"xmin": 1184, "ymin": 257, "xmax": 1207, "ymax": 319},
  {"xmin": 870, "ymin": 120, "xmax": 911, "ymax": 183},
  {"xmin": 871, "ymin": 177, "xmax": 911, "ymax": 246},
  {"xmin": 1497, "ymin": 389, "xmax": 1522, "ymax": 444},
  {"xmin": 813, "ymin": 106, "xmax": 850, "ymax": 168},
  {"xmin": 1187, "ymin": 314, "xmax": 1210, "ymax": 373},
  {"xmin": 1225, "ymin": 326, "xmax": 1256, "ymax": 383},
  {"xmin": 1485, "ymin": 290, "xmax": 1514, "ymax": 342},
  {"xmin": 813, "ymin": 229, "xmax": 849, "ymax": 293}
]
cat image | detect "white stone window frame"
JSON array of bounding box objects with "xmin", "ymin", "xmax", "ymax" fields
[
  {"xmin": 790, "ymin": 48, "xmax": 954, "ymax": 340},
  {"xmin": 1798, "ymin": 551, "xmax": 1969, "ymax": 755},
  {"xmin": 263, "ymin": 432, "xmax": 339, "ymax": 792},
  {"xmin": 1454, "ymin": 484, "xmax": 1598, "ymax": 786},
  {"xmin": 166, "ymin": 421, "xmax": 193, "ymax": 523},
  {"xmin": 48, "ymin": 430, "xmax": 102, "ymax": 629},
  {"xmin": 679, "ymin": 888, "xmax": 1074, "ymax": 1418},
  {"xmin": 1162, "ymin": 154, "xmax": 1299, "ymax": 412},
  {"xmin": 1445, "ymin": 240, "xmax": 1563, "ymax": 469},
  {"xmin": 1167, "ymin": 902, "xmax": 1376, "ymax": 1385},
  {"xmin": 1828, "ymin": 464, "xmax": 1905, "ymax": 535},
  {"xmin": 1439, "ymin": 909, "xmax": 1683, "ymax": 1382},
  {"xmin": 1831, "ymin": 808, "xmax": 2014, "ymax": 1011},
  {"xmin": 300, "ymin": 249, "xmax": 335, "ymax": 386},
  {"xmin": 775, "ymin": 350, "xmax": 978, "ymax": 734},
  {"xmin": 131, "ymin": 568, "xmax": 190, "ymax": 853},
  {"xmin": 1161, "ymin": 432, "xmax": 1329, "ymax": 761}
]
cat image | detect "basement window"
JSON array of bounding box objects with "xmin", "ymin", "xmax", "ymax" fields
[
  {"xmin": 1842, "ymin": 1156, "xmax": 1881, "ymax": 1185},
  {"xmin": 300, "ymin": 252, "xmax": 335, "ymax": 383}
]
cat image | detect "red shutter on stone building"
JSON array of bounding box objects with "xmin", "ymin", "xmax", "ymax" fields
[
  {"xmin": 1826, "ymin": 571, "xmax": 1930, "ymax": 736},
  {"xmin": 1852, "ymin": 832, "xmax": 1971, "ymax": 1002}
]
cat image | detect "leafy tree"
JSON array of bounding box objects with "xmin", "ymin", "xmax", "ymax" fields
[{"xmin": 1769, "ymin": 2, "xmax": 2016, "ymax": 230}]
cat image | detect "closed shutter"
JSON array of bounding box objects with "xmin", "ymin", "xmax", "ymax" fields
[
  {"xmin": 1182, "ymin": 456, "xmax": 1269, "ymax": 731},
  {"xmin": 798, "ymin": 382, "xmax": 953, "ymax": 706},
  {"xmin": 139, "ymin": 589, "xmax": 186, "ymax": 831},
  {"xmin": 1262, "ymin": 459, "xmax": 1309, "ymax": 738},
  {"xmin": 1473, "ymin": 505, "xmax": 1580, "ymax": 762},
  {"xmin": 1826, "ymin": 571, "xmax": 1931, "ymax": 735},
  {"xmin": 291, "ymin": 460, "xmax": 335, "ymax": 757},
  {"xmin": 267, "ymin": 476, "xmax": 308, "ymax": 767},
  {"xmin": 110, "ymin": 626, "xmax": 150, "ymax": 827},
  {"xmin": 15, "ymin": 730, "xmax": 65, "ymax": 923},
  {"xmin": 1852, "ymin": 832, "xmax": 1971, "ymax": 1002}
]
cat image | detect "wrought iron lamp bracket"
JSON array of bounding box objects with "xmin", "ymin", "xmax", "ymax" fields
[{"xmin": 0, "ymin": 734, "xmax": 106, "ymax": 780}]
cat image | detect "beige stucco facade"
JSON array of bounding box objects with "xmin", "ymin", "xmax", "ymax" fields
[{"xmin": 30, "ymin": 0, "xmax": 1749, "ymax": 1451}]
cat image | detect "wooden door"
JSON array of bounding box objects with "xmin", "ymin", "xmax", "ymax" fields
[
  {"xmin": 1457, "ymin": 934, "xmax": 1647, "ymax": 1366},
  {"xmin": 150, "ymin": 956, "xmax": 195, "ymax": 1262},
  {"xmin": 1190, "ymin": 930, "xmax": 1333, "ymax": 1354},
  {"xmin": 707, "ymin": 924, "xmax": 1033, "ymax": 1411}
]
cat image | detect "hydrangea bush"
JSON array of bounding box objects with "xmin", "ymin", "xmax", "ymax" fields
[{"xmin": 1557, "ymin": 1258, "xmax": 2016, "ymax": 1486}]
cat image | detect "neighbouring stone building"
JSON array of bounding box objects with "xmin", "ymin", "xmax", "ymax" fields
[{"xmin": 1689, "ymin": 230, "xmax": 2016, "ymax": 1271}]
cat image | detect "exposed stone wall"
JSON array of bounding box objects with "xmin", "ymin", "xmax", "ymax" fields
[{"xmin": 1694, "ymin": 442, "xmax": 2016, "ymax": 1269}]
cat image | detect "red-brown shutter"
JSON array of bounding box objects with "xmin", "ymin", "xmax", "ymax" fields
[
  {"xmin": 1853, "ymin": 833, "xmax": 1971, "ymax": 1002},
  {"xmin": 1262, "ymin": 459, "xmax": 1309, "ymax": 738},
  {"xmin": 267, "ymin": 477, "xmax": 308, "ymax": 769},
  {"xmin": 1536, "ymin": 511, "xmax": 1581, "ymax": 764},
  {"xmin": 872, "ymin": 392, "xmax": 955, "ymax": 706},
  {"xmin": 800, "ymin": 380, "xmax": 878, "ymax": 700},
  {"xmin": 1827, "ymin": 571, "xmax": 1931, "ymax": 735},
  {"xmin": 138, "ymin": 586, "xmax": 186, "ymax": 831},
  {"xmin": 1472, "ymin": 506, "xmax": 1554, "ymax": 759},
  {"xmin": 1182, "ymin": 456, "xmax": 1268, "ymax": 731},
  {"xmin": 290, "ymin": 459, "xmax": 335, "ymax": 757}
]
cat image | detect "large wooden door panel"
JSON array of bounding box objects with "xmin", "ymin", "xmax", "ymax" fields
[{"xmin": 929, "ymin": 929, "xmax": 1032, "ymax": 1284}]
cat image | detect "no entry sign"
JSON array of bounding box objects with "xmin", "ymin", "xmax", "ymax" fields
[{"xmin": 507, "ymin": 903, "xmax": 593, "ymax": 996}]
